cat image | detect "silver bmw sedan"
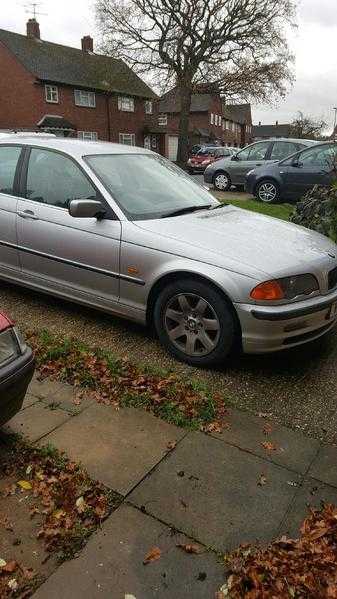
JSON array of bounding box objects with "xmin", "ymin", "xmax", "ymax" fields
[{"xmin": 1, "ymin": 136, "xmax": 337, "ymax": 367}]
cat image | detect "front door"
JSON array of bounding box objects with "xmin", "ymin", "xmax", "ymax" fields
[
  {"xmin": 230, "ymin": 141, "xmax": 270, "ymax": 184},
  {"xmin": 16, "ymin": 147, "xmax": 121, "ymax": 305},
  {"xmin": 168, "ymin": 136, "xmax": 178, "ymax": 161},
  {"xmin": 0, "ymin": 145, "xmax": 23, "ymax": 276},
  {"xmin": 282, "ymin": 144, "xmax": 336, "ymax": 198}
]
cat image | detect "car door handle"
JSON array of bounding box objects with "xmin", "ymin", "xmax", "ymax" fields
[{"xmin": 17, "ymin": 210, "xmax": 39, "ymax": 221}]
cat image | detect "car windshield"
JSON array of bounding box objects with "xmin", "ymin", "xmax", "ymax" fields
[{"xmin": 85, "ymin": 153, "xmax": 218, "ymax": 220}]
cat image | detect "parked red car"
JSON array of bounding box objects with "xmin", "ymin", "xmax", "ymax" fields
[
  {"xmin": 0, "ymin": 313, "xmax": 35, "ymax": 427},
  {"xmin": 187, "ymin": 146, "xmax": 237, "ymax": 173}
]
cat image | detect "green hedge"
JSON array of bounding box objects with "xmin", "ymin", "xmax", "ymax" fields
[{"xmin": 291, "ymin": 184, "xmax": 337, "ymax": 242}]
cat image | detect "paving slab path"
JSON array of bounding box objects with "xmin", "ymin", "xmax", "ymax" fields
[{"xmin": 2, "ymin": 375, "xmax": 337, "ymax": 598}]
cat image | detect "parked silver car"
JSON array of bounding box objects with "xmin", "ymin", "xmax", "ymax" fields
[
  {"xmin": 0, "ymin": 137, "xmax": 337, "ymax": 367},
  {"xmin": 204, "ymin": 138, "xmax": 317, "ymax": 191}
]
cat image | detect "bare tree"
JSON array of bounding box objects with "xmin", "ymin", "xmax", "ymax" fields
[
  {"xmin": 96, "ymin": 0, "xmax": 296, "ymax": 165},
  {"xmin": 290, "ymin": 111, "xmax": 328, "ymax": 140}
]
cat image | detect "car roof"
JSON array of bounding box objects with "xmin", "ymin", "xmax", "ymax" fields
[
  {"xmin": 0, "ymin": 136, "xmax": 154, "ymax": 158},
  {"xmin": 252, "ymin": 137, "xmax": 318, "ymax": 145}
]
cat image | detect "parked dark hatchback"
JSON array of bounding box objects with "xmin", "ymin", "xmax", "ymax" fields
[
  {"xmin": 0, "ymin": 313, "xmax": 35, "ymax": 427},
  {"xmin": 246, "ymin": 142, "xmax": 337, "ymax": 203}
]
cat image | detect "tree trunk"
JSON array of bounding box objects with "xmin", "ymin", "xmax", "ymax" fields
[{"xmin": 176, "ymin": 82, "xmax": 192, "ymax": 167}]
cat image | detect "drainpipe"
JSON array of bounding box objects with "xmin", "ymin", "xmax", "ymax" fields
[{"xmin": 106, "ymin": 93, "xmax": 112, "ymax": 141}]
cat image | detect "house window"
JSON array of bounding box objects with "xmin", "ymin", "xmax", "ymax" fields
[
  {"xmin": 45, "ymin": 85, "xmax": 59, "ymax": 104},
  {"xmin": 119, "ymin": 133, "xmax": 135, "ymax": 146},
  {"xmin": 118, "ymin": 96, "xmax": 135, "ymax": 112},
  {"xmin": 145, "ymin": 100, "xmax": 153, "ymax": 114},
  {"xmin": 78, "ymin": 131, "xmax": 98, "ymax": 141},
  {"xmin": 210, "ymin": 113, "xmax": 214, "ymax": 125},
  {"xmin": 158, "ymin": 114, "xmax": 167, "ymax": 126},
  {"xmin": 219, "ymin": 116, "xmax": 222, "ymax": 127},
  {"xmin": 74, "ymin": 89, "xmax": 96, "ymax": 108}
]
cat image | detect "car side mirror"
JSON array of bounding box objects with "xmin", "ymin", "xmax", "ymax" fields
[
  {"xmin": 292, "ymin": 159, "xmax": 303, "ymax": 168},
  {"xmin": 69, "ymin": 199, "xmax": 106, "ymax": 219},
  {"xmin": 231, "ymin": 155, "xmax": 239, "ymax": 161}
]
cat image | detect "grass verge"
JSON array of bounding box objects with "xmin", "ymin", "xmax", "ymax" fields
[
  {"xmin": 28, "ymin": 329, "xmax": 231, "ymax": 433},
  {"xmin": 224, "ymin": 198, "xmax": 294, "ymax": 221}
]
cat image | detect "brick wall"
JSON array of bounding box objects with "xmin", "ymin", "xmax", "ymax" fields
[{"xmin": 0, "ymin": 41, "xmax": 148, "ymax": 144}]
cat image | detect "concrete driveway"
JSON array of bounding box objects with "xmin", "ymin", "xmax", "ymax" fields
[{"xmin": 190, "ymin": 172, "xmax": 252, "ymax": 200}]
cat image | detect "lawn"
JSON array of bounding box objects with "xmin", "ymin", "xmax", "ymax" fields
[{"xmin": 223, "ymin": 197, "xmax": 294, "ymax": 221}]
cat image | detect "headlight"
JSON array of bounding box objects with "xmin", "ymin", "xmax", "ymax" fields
[
  {"xmin": 0, "ymin": 329, "xmax": 20, "ymax": 365},
  {"xmin": 250, "ymin": 274, "xmax": 319, "ymax": 301},
  {"xmin": 201, "ymin": 160, "xmax": 210, "ymax": 165}
]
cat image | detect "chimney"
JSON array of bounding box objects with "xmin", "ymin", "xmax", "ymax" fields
[
  {"xmin": 276, "ymin": 120, "xmax": 279, "ymax": 126},
  {"xmin": 81, "ymin": 35, "xmax": 94, "ymax": 52},
  {"xmin": 26, "ymin": 18, "xmax": 40, "ymax": 39},
  {"xmin": 259, "ymin": 121, "xmax": 261, "ymax": 126}
]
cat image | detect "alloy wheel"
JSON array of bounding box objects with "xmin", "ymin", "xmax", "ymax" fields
[
  {"xmin": 214, "ymin": 173, "xmax": 229, "ymax": 190},
  {"xmin": 164, "ymin": 293, "xmax": 220, "ymax": 357},
  {"xmin": 258, "ymin": 182, "xmax": 277, "ymax": 203}
]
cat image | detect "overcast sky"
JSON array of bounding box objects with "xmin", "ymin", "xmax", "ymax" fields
[{"xmin": 2, "ymin": 0, "xmax": 337, "ymax": 131}]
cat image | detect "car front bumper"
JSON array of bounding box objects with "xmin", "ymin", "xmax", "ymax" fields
[
  {"xmin": 234, "ymin": 290, "xmax": 337, "ymax": 353},
  {"xmin": 0, "ymin": 347, "xmax": 35, "ymax": 426}
]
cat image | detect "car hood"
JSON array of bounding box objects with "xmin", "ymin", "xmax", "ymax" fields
[{"xmin": 136, "ymin": 206, "xmax": 337, "ymax": 279}]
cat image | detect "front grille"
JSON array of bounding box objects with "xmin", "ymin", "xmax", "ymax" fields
[{"xmin": 328, "ymin": 266, "xmax": 337, "ymax": 290}]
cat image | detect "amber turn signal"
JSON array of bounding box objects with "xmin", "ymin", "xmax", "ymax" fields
[{"xmin": 250, "ymin": 280, "xmax": 284, "ymax": 301}]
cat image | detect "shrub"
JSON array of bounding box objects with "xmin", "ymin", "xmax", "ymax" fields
[{"xmin": 291, "ymin": 184, "xmax": 337, "ymax": 242}]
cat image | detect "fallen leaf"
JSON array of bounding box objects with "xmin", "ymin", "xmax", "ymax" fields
[
  {"xmin": 7, "ymin": 579, "xmax": 18, "ymax": 592},
  {"xmin": 2, "ymin": 560, "xmax": 17, "ymax": 573},
  {"xmin": 258, "ymin": 475, "xmax": 267, "ymax": 487},
  {"xmin": 176, "ymin": 543, "xmax": 203, "ymax": 554},
  {"xmin": 75, "ymin": 496, "xmax": 87, "ymax": 514},
  {"xmin": 167, "ymin": 441, "xmax": 177, "ymax": 451},
  {"xmin": 261, "ymin": 441, "xmax": 277, "ymax": 451},
  {"xmin": 0, "ymin": 558, "xmax": 7, "ymax": 568},
  {"xmin": 53, "ymin": 509, "xmax": 66, "ymax": 520},
  {"xmin": 143, "ymin": 547, "xmax": 161, "ymax": 565},
  {"xmin": 125, "ymin": 595, "xmax": 137, "ymax": 599},
  {"xmin": 17, "ymin": 480, "xmax": 32, "ymax": 490}
]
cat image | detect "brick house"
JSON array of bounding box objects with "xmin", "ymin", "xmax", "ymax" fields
[
  {"xmin": 0, "ymin": 20, "xmax": 157, "ymax": 145},
  {"xmin": 145, "ymin": 86, "xmax": 252, "ymax": 160}
]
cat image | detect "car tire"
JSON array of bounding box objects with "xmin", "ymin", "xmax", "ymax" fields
[
  {"xmin": 154, "ymin": 279, "xmax": 236, "ymax": 367},
  {"xmin": 213, "ymin": 171, "xmax": 231, "ymax": 191},
  {"xmin": 255, "ymin": 179, "xmax": 280, "ymax": 203}
]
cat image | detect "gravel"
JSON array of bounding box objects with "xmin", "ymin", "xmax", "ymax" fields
[{"xmin": 1, "ymin": 280, "xmax": 337, "ymax": 443}]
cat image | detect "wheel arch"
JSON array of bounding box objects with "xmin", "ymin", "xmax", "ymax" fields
[{"xmin": 146, "ymin": 270, "xmax": 242, "ymax": 340}]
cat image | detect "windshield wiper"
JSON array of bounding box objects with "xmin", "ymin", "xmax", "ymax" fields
[
  {"xmin": 210, "ymin": 202, "xmax": 229, "ymax": 210},
  {"xmin": 161, "ymin": 204, "xmax": 212, "ymax": 218}
]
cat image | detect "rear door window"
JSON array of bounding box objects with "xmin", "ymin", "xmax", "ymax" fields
[
  {"xmin": 270, "ymin": 141, "xmax": 299, "ymax": 160},
  {"xmin": 0, "ymin": 146, "xmax": 22, "ymax": 196}
]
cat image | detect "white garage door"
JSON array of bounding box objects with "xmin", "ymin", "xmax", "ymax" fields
[{"xmin": 168, "ymin": 135, "xmax": 178, "ymax": 162}]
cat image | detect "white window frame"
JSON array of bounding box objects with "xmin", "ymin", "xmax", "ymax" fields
[
  {"xmin": 145, "ymin": 100, "xmax": 153, "ymax": 114},
  {"xmin": 118, "ymin": 96, "xmax": 135, "ymax": 112},
  {"xmin": 210, "ymin": 113, "xmax": 214, "ymax": 125},
  {"xmin": 119, "ymin": 133, "xmax": 136, "ymax": 146},
  {"xmin": 78, "ymin": 131, "xmax": 98, "ymax": 141},
  {"xmin": 45, "ymin": 85, "xmax": 59, "ymax": 104},
  {"xmin": 158, "ymin": 114, "xmax": 167, "ymax": 126},
  {"xmin": 74, "ymin": 89, "xmax": 96, "ymax": 108}
]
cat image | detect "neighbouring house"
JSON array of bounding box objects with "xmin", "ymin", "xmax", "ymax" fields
[
  {"xmin": 0, "ymin": 19, "xmax": 157, "ymax": 144},
  {"xmin": 144, "ymin": 85, "xmax": 252, "ymax": 161},
  {"xmin": 252, "ymin": 122, "xmax": 292, "ymax": 141}
]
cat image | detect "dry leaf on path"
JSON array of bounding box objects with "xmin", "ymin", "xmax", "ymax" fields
[
  {"xmin": 17, "ymin": 480, "xmax": 32, "ymax": 491},
  {"xmin": 176, "ymin": 543, "xmax": 203, "ymax": 554},
  {"xmin": 258, "ymin": 475, "xmax": 267, "ymax": 486},
  {"xmin": 143, "ymin": 547, "xmax": 161, "ymax": 565},
  {"xmin": 261, "ymin": 441, "xmax": 277, "ymax": 451}
]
